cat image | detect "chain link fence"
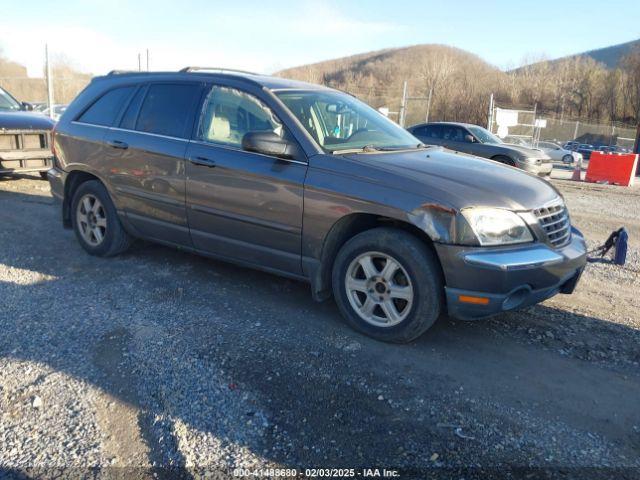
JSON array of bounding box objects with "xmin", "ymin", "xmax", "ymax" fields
[
  {"xmin": 542, "ymin": 118, "xmax": 636, "ymax": 149},
  {"xmin": 489, "ymin": 102, "xmax": 637, "ymax": 149}
]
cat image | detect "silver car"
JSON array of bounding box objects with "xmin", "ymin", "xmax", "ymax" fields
[
  {"xmin": 537, "ymin": 141, "xmax": 582, "ymax": 164},
  {"xmin": 408, "ymin": 122, "xmax": 554, "ymax": 177}
]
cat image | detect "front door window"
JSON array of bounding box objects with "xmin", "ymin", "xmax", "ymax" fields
[{"xmin": 197, "ymin": 86, "xmax": 283, "ymax": 147}]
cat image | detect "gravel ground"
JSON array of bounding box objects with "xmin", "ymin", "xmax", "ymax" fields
[{"xmin": 0, "ymin": 173, "xmax": 639, "ymax": 479}]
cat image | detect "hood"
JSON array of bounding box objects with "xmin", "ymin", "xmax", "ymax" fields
[
  {"xmin": 340, "ymin": 147, "xmax": 561, "ymax": 211},
  {"xmin": 497, "ymin": 143, "xmax": 549, "ymax": 159},
  {"xmin": 0, "ymin": 111, "xmax": 55, "ymax": 131}
]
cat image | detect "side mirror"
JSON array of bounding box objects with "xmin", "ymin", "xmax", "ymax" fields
[
  {"xmin": 326, "ymin": 103, "xmax": 348, "ymax": 114},
  {"xmin": 242, "ymin": 131, "xmax": 296, "ymax": 159},
  {"xmin": 21, "ymin": 102, "xmax": 34, "ymax": 111},
  {"xmin": 464, "ymin": 134, "xmax": 475, "ymax": 143}
]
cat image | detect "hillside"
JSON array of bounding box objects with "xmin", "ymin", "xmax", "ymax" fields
[
  {"xmin": 0, "ymin": 54, "xmax": 91, "ymax": 103},
  {"xmin": 513, "ymin": 38, "xmax": 640, "ymax": 72},
  {"xmin": 556, "ymin": 38, "xmax": 640, "ymax": 69},
  {"xmin": 277, "ymin": 44, "xmax": 506, "ymax": 126},
  {"xmin": 277, "ymin": 41, "xmax": 640, "ymax": 128}
]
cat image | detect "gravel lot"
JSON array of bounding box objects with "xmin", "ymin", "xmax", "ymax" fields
[{"xmin": 1, "ymin": 172, "xmax": 639, "ymax": 479}]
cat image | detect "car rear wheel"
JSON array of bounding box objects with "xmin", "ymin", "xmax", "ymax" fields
[
  {"xmin": 332, "ymin": 227, "xmax": 443, "ymax": 343},
  {"xmin": 71, "ymin": 180, "xmax": 133, "ymax": 257}
]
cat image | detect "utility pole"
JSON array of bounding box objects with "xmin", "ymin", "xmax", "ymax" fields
[
  {"xmin": 399, "ymin": 80, "xmax": 408, "ymax": 127},
  {"xmin": 611, "ymin": 124, "xmax": 615, "ymax": 146},
  {"xmin": 532, "ymin": 102, "xmax": 538, "ymax": 143},
  {"xmin": 146, "ymin": 49, "xmax": 149, "ymax": 71},
  {"xmin": 138, "ymin": 53, "xmax": 142, "ymax": 72},
  {"xmin": 45, "ymin": 44, "xmax": 54, "ymax": 119},
  {"xmin": 487, "ymin": 93, "xmax": 494, "ymax": 131},
  {"xmin": 425, "ymin": 86, "xmax": 433, "ymax": 123},
  {"xmin": 573, "ymin": 121, "xmax": 580, "ymax": 140}
]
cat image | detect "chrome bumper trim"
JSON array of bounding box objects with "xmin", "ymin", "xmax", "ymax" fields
[{"xmin": 462, "ymin": 245, "xmax": 564, "ymax": 271}]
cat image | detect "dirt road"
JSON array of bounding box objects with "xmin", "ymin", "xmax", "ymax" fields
[{"xmin": 1, "ymin": 174, "xmax": 638, "ymax": 479}]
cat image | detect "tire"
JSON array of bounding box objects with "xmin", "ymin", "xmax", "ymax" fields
[
  {"xmin": 39, "ymin": 171, "xmax": 49, "ymax": 180},
  {"xmin": 332, "ymin": 227, "xmax": 444, "ymax": 343},
  {"xmin": 71, "ymin": 180, "xmax": 133, "ymax": 257},
  {"xmin": 562, "ymin": 154, "xmax": 573, "ymax": 164},
  {"xmin": 492, "ymin": 155, "xmax": 516, "ymax": 167}
]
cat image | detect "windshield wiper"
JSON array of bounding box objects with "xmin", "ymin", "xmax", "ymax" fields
[
  {"xmin": 333, "ymin": 144, "xmax": 431, "ymax": 155},
  {"xmin": 332, "ymin": 145, "xmax": 381, "ymax": 154}
]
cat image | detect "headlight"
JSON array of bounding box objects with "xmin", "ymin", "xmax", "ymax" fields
[
  {"xmin": 523, "ymin": 157, "xmax": 541, "ymax": 164},
  {"xmin": 461, "ymin": 208, "xmax": 533, "ymax": 246}
]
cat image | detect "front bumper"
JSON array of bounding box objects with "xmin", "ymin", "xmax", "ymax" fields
[
  {"xmin": 435, "ymin": 227, "xmax": 587, "ymax": 320},
  {"xmin": 0, "ymin": 150, "xmax": 54, "ymax": 174},
  {"xmin": 518, "ymin": 160, "xmax": 553, "ymax": 177}
]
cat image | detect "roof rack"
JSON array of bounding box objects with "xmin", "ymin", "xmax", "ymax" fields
[
  {"xmin": 179, "ymin": 66, "xmax": 259, "ymax": 75},
  {"xmin": 106, "ymin": 70, "xmax": 142, "ymax": 76}
]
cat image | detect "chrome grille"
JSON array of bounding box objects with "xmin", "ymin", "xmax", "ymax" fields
[
  {"xmin": 23, "ymin": 133, "xmax": 46, "ymax": 149},
  {"xmin": 533, "ymin": 203, "xmax": 571, "ymax": 247},
  {"xmin": 0, "ymin": 131, "xmax": 49, "ymax": 151},
  {"xmin": 0, "ymin": 134, "xmax": 18, "ymax": 151}
]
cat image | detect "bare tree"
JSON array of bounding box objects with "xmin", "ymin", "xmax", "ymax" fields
[{"xmin": 621, "ymin": 47, "xmax": 640, "ymax": 123}]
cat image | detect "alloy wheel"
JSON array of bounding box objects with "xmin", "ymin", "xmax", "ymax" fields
[
  {"xmin": 76, "ymin": 194, "xmax": 107, "ymax": 246},
  {"xmin": 345, "ymin": 251, "xmax": 414, "ymax": 327}
]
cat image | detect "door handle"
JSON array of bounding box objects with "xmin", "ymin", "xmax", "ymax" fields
[
  {"xmin": 107, "ymin": 140, "xmax": 128, "ymax": 150},
  {"xmin": 189, "ymin": 156, "xmax": 216, "ymax": 168}
]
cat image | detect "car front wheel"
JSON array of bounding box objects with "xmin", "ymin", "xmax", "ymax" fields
[
  {"xmin": 493, "ymin": 155, "xmax": 516, "ymax": 167},
  {"xmin": 332, "ymin": 227, "xmax": 444, "ymax": 343}
]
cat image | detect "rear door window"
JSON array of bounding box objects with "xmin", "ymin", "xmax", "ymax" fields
[
  {"xmin": 134, "ymin": 83, "xmax": 201, "ymax": 138},
  {"xmin": 77, "ymin": 86, "xmax": 135, "ymax": 126},
  {"xmin": 442, "ymin": 125, "xmax": 466, "ymax": 142}
]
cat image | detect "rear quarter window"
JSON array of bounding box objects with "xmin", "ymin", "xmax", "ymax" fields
[{"xmin": 77, "ymin": 86, "xmax": 135, "ymax": 126}]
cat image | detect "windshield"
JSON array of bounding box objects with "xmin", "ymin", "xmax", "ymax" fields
[
  {"xmin": 468, "ymin": 125, "xmax": 502, "ymax": 145},
  {"xmin": 0, "ymin": 87, "xmax": 21, "ymax": 111},
  {"xmin": 275, "ymin": 90, "xmax": 419, "ymax": 153}
]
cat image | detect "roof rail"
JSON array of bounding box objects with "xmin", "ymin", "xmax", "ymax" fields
[
  {"xmin": 179, "ymin": 66, "xmax": 259, "ymax": 75},
  {"xmin": 107, "ymin": 70, "xmax": 139, "ymax": 75}
]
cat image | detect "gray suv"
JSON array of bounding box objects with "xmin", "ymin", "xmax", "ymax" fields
[
  {"xmin": 47, "ymin": 68, "xmax": 586, "ymax": 343},
  {"xmin": 408, "ymin": 122, "xmax": 553, "ymax": 177}
]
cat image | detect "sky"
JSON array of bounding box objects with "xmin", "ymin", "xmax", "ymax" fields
[{"xmin": 1, "ymin": 0, "xmax": 639, "ymax": 77}]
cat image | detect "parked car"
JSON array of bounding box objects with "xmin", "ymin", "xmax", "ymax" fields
[
  {"xmin": 576, "ymin": 144, "xmax": 596, "ymax": 159},
  {"xmin": 42, "ymin": 104, "xmax": 68, "ymax": 122},
  {"xmin": 537, "ymin": 141, "xmax": 582, "ymax": 164},
  {"xmin": 48, "ymin": 69, "xmax": 586, "ymax": 343},
  {"xmin": 502, "ymin": 136, "xmax": 532, "ymax": 148},
  {"xmin": 612, "ymin": 146, "xmax": 631, "ymax": 154},
  {"xmin": 408, "ymin": 122, "xmax": 553, "ymax": 177},
  {"xmin": 30, "ymin": 102, "xmax": 49, "ymax": 113},
  {"xmin": 597, "ymin": 145, "xmax": 630, "ymax": 154},
  {"xmin": 0, "ymin": 86, "xmax": 55, "ymax": 179},
  {"xmin": 563, "ymin": 141, "xmax": 579, "ymax": 150}
]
